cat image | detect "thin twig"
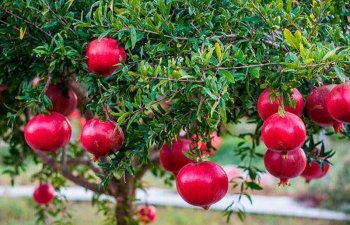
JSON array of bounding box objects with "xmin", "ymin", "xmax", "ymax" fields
[{"xmin": 1, "ymin": 7, "xmax": 53, "ymax": 38}]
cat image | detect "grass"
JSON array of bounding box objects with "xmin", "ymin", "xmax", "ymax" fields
[{"xmin": 0, "ymin": 197, "xmax": 346, "ymax": 225}]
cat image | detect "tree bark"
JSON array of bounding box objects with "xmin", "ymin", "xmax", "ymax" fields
[{"xmin": 115, "ymin": 174, "xmax": 136, "ymax": 225}]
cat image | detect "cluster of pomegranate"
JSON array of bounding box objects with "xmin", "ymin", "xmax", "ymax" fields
[
  {"xmin": 160, "ymin": 134, "xmax": 227, "ymax": 209},
  {"xmin": 258, "ymin": 83, "xmax": 350, "ymax": 185}
]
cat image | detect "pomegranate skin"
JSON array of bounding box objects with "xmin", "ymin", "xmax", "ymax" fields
[
  {"xmin": 326, "ymin": 82, "xmax": 350, "ymax": 124},
  {"xmin": 261, "ymin": 112, "xmax": 306, "ymax": 152},
  {"xmin": 137, "ymin": 205, "xmax": 157, "ymax": 224},
  {"xmin": 80, "ymin": 118, "xmax": 124, "ymax": 160},
  {"xmin": 301, "ymin": 161, "xmax": 330, "ymax": 183},
  {"xmin": 46, "ymin": 84, "xmax": 78, "ymax": 116},
  {"xmin": 257, "ymin": 88, "xmax": 304, "ymax": 120},
  {"xmin": 264, "ymin": 148, "xmax": 307, "ymax": 186},
  {"xmin": 176, "ymin": 161, "xmax": 228, "ymax": 209},
  {"xmin": 33, "ymin": 184, "xmax": 55, "ymax": 205},
  {"xmin": 160, "ymin": 138, "xmax": 193, "ymax": 175},
  {"xmin": 86, "ymin": 37, "xmax": 126, "ymax": 77},
  {"xmin": 24, "ymin": 112, "xmax": 72, "ymax": 152},
  {"xmin": 306, "ymin": 85, "xmax": 343, "ymax": 132}
]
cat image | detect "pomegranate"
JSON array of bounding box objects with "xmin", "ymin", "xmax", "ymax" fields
[
  {"xmin": 45, "ymin": 84, "xmax": 78, "ymax": 116},
  {"xmin": 32, "ymin": 183, "xmax": 55, "ymax": 205},
  {"xmin": 176, "ymin": 161, "xmax": 228, "ymax": 209},
  {"xmin": 306, "ymin": 85, "xmax": 343, "ymax": 132},
  {"xmin": 264, "ymin": 148, "xmax": 307, "ymax": 186},
  {"xmin": 301, "ymin": 161, "xmax": 330, "ymax": 183},
  {"xmin": 261, "ymin": 112, "xmax": 306, "ymax": 152},
  {"xmin": 326, "ymin": 82, "xmax": 350, "ymax": 124},
  {"xmin": 257, "ymin": 88, "xmax": 304, "ymax": 120},
  {"xmin": 24, "ymin": 112, "xmax": 72, "ymax": 152},
  {"xmin": 80, "ymin": 118, "xmax": 124, "ymax": 160},
  {"xmin": 160, "ymin": 138, "xmax": 193, "ymax": 175},
  {"xmin": 86, "ymin": 37, "xmax": 126, "ymax": 77},
  {"xmin": 137, "ymin": 205, "xmax": 157, "ymax": 224}
]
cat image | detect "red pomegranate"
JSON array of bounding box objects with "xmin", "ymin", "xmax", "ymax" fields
[
  {"xmin": 24, "ymin": 112, "xmax": 72, "ymax": 152},
  {"xmin": 46, "ymin": 84, "xmax": 78, "ymax": 116},
  {"xmin": 160, "ymin": 138, "xmax": 193, "ymax": 175},
  {"xmin": 261, "ymin": 112, "xmax": 306, "ymax": 152},
  {"xmin": 306, "ymin": 85, "xmax": 343, "ymax": 132},
  {"xmin": 86, "ymin": 37, "xmax": 126, "ymax": 77},
  {"xmin": 176, "ymin": 161, "xmax": 228, "ymax": 209},
  {"xmin": 326, "ymin": 82, "xmax": 350, "ymax": 124},
  {"xmin": 137, "ymin": 205, "xmax": 157, "ymax": 224},
  {"xmin": 301, "ymin": 161, "xmax": 330, "ymax": 183},
  {"xmin": 264, "ymin": 148, "xmax": 307, "ymax": 186},
  {"xmin": 257, "ymin": 88, "xmax": 304, "ymax": 120},
  {"xmin": 80, "ymin": 118, "xmax": 124, "ymax": 160},
  {"xmin": 33, "ymin": 184, "xmax": 55, "ymax": 205}
]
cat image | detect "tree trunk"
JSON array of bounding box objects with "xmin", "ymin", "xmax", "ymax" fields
[{"xmin": 115, "ymin": 174, "xmax": 136, "ymax": 225}]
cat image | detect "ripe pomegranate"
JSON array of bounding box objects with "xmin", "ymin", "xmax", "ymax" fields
[
  {"xmin": 176, "ymin": 161, "xmax": 228, "ymax": 209},
  {"xmin": 160, "ymin": 138, "xmax": 193, "ymax": 175},
  {"xmin": 86, "ymin": 37, "xmax": 126, "ymax": 77},
  {"xmin": 301, "ymin": 161, "xmax": 330, "ymax": 183},
  {"xmin": 45, "ymin": 84, "xmax": 78, "ymax": 116},
  {"xmin": 261, "ymin": 112, "xmax": 306, "ymax": 152},
  {"xmin": 306, "ymin": 85, "xmax": 343, "ymax": 132},
  {"xmin": 264, "ymin": 148, "xmax": 307, "ymax": 186},
  {"xmin": 32, "ymin": 184, "xmax": 55, "ymax": 205},
  {"xmin": 80, "ymin": 118, "xmax": 124, "ymax": 160},
  {"xmin": 326, "ymin": 82, "xmax": 350, "ymax": 124},
  {"xmin": 24, "ymin": 112, "xmax": 72, "ymax": 152},
  {"xmin": 137, "ymin": 205, "xmax": 157, "ymax": 224},
  {"xmin": 257, "ymin": 88, "xmax": 304, "ymax": 120}
]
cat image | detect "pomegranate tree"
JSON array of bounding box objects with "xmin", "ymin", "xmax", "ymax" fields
[
  {"xmin": 80, "ymin": 118, "xmax": 124, "ymax": 160},
  {"xmin": 33, "ymin": 184, "xmax": 55, "ymax": 205},
  {"xmin": 257, "ymin": 88, "xmax": 304, "ymax": 120},
  {"xmin": 1, "ymin": 1, "xmax": 348, "ymax": 224},
  {"xmin": 24, "ymin": 112, "xmax": 72, "ymax": 152},
  {"xmin": 261, "ymin": 112, "xmax": 306, "ymax": 152},
  {"xmin": 86, "ymin": 37, "xmax": 126, "ymax": 77},
  {"xmin": 264, "ymin": 148, "xmax": 307, "ymax": 186},
  {"xmin": 160, "ymin": 138, "xmax": 193, "ymax": 175},
  {"xmin": 176, "ymin": 161, "xmax": 228, "ymax": 209}
]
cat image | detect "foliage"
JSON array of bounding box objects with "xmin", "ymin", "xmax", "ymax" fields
[{"xmin": 0, "ymin": 0, "xmax": 350, "ymax": 224}]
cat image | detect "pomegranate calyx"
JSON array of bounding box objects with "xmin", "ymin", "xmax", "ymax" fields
[
  {"xmin": 202, "ymin": 205, "xmax": 210, "ymax": 210},
  {"xmin": 333, "ymin": 122, "xmax": 344, "ymax": 133},
  {"xmin": 278, "ymin": 178, "xmax": 290, "ymax": 186}
]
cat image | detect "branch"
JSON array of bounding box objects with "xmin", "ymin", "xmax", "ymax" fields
[
  {"xmin": 34, "ymin": 150, "xmax": 104, "ymax": 194},
  {"xmin": 67, "ymin": 77, "xmax": 94, "ymax": 120},
  {"xmin": 66, "ymin": 157, "xmax": 102, "ymax": 174},
  {"xmin": 1, "ymin": 7, "xmax": 53, "ymax": 38}
]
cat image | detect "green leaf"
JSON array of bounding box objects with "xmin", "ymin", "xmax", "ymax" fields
[
  {"xmin": 130, "ymin": 27, "xmax": 137, "ymax": 49},
  {"xmin": 322, "ymin": 48, "xmax": 340, "ymax": 61},
  {"xmin": 246, "ymin": 181, "xmax": 263, "ymax": 190},
  {"xmin": 283, "ymin": 28, "xmax": 298, "ymax": 49},
  {"xmin": 218, "ymin": 70, "xmax": 235, "ymax": 83},
  {"xmin": 249, "ymin": 67, "xmax": 260, "ymax": 78}
]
